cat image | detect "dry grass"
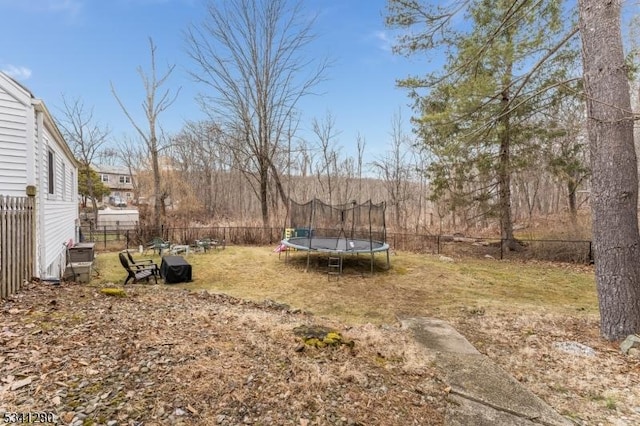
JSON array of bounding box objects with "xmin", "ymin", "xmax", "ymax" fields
[
  {"xmin": 95, "ymin": 246, "xmax": 597, "ymax": 324},
  {"xmin": 4, "ymin": 246, "xmax": 636, "ymax": 424},
  {"xmin": 88, "ymin": 246, "xmax": 640, "ymax": 424}
]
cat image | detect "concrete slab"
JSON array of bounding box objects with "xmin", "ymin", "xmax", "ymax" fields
[
  {"xmin": 400, "ymin": 317, "xmax": 480, "ymax": 354},
  {"xmin": 446, "ymin": 394, "xmax": 547, "ymax": 426},
  {"xmin": 399, "ymin": 316, "xmax": 573, "ymax": 426}
]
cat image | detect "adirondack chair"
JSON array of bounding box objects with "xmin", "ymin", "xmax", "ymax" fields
[
  {"xmin": 125, "ymin": 250, "xmax": 154, "ymax": 267},
  {"xmin": 118, "ymin": 252, "xmax": 158, "ymax": 285}
]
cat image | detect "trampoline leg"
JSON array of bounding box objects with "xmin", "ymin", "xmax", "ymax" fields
[
  {"xmin": 371, "ymin": 251, "xmax": 374, "ymax": 275},
  {"xmin": 386, "ymin": 249, "xmax": 390, "ymax": 269},
  {"xmin": 305, "ymin": 251, "xmax": 311, "ymax": 272}
]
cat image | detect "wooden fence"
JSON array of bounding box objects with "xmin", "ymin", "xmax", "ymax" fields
[{"xmin": 0, "ymin": 195, "xmax": 35, "ymax": 298}]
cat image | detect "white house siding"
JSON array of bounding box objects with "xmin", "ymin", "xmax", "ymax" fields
[
  {"xmin": 0, "ymin": 85, "xmax": 29, "ymax": 196},
  {"xmin": 0, "ymin": 72, "xmax": 78, "ymax": 280},
  {"xmin": 39, "ymin": 124, "xmax": 78, "ymax": 277}
]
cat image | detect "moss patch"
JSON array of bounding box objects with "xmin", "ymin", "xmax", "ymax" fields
[
  {"xmin": 100, "ymin": 287, "xmax": 127, "ymax": 297},
  {"xmin": 293, "ymin": 325, "xmax": 353, "ymax": 349}
]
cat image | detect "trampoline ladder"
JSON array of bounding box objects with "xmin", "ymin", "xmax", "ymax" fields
[{"xmin": 328, "ymin": 255, "xmax": 342, "ymax": 280}]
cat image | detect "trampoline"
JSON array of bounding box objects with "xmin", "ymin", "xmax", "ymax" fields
[
  {"xmin": 282, "ymin": 237, "xmax": 389, "ymax": 253},
  {"xmin": 280, "ymin": 199, "xmax": 390, "ymax": 274}
]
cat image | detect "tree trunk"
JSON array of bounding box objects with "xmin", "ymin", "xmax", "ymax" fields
[
  {"xmin": 269, "ymin": 161, "xmax": 289, "ymax": 209},
  {"xmin": 260, "ymin": 163, "xmax": 269, "ymax": 226},
  {"xmin": 579, "ymin": 0, "xmax": 640, "ymax": 339},
  {"xmin": 499, "ymin": 98, "xmax": 516, "ymax": 250},
  {"xmin": 567, "ymin": 180, "xmax": 578, "ymax": 227},
  {"xmin": 498, "ymin": 132, "xmax": 515, "ymax": 250},
  {"xmin": 150, "ymin": 139, "xmax": 163, "ymax": 231},
  {"xmin": 85, "ymin": 165, "xmax": 99, "ymax": 224},
  {"xmin": 498, "ymin": 27, "xmax": 517, "ymax": 252}
]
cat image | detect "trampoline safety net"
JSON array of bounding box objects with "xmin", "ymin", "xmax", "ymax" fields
[{"xmin": 288, "ymin": 199, "xmax": 386, "ymax": 243}]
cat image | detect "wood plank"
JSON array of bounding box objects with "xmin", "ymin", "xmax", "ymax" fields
[{"xmin": 0, "ymin": 195, "xmax": 35, "ymax": 298}]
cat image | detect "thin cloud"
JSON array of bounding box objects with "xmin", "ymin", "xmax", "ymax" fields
[
  {"xmin": 1, "ymin": 65, "xmax": 32, "ymax": 80},
  {"xmin": 372, "ymin": 30, "xmax": 393, "ymax": 53}
]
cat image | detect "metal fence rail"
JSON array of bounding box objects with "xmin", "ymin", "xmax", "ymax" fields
[{"xmin": 79, "ymin": 224, "xmax": 593, "ymax": 264}]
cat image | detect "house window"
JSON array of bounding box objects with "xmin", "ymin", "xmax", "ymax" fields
[
  {"xmin": 101, "ymin": 174, "xmax": 109, "ymax": 183},
  {"xmin": 48, "ymin": 150, "xmax": 55, "ymax": 195},
  {"xmin": 119, "ymin": 176, "xmax": 131, "ymax": 184}
]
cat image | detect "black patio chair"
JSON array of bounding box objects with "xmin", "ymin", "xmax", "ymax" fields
[
  {"xmin": 125, "ymin": 250, "xmax": 154, "ymax": 267},
  {"xmin": 118, "ymin": 252, "xmax": 158, "ymax": 285}
]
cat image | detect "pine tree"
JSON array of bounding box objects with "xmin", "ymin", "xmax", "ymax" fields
[
  {"xmin": 387, "ymin": 0, "xmax": 579, "ymax": 248},
  {"xmin": 579, "ymin": 0, "xmax": 640, "ymax": 339}
]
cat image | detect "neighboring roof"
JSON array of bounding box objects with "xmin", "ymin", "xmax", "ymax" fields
[{"xmin": 92, "ymin": 164, "xmax": 133, "ymax": 175}]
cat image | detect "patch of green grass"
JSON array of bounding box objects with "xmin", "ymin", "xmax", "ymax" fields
[
  {"xmin": 93, "ymin": 246, "xmax": 598, "ymax": 324},
  {"xmin": 605, "ymin": 397, "xmax": 617, "ymax": 410}
]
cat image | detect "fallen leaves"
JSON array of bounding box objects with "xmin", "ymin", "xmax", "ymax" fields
[
  {"xmin": 453, "ymin": 311, "xmax": 640, "ymax": 425},
  {"xmin": 10, "ymin": 376, "xmax": 33, "ymax": 390},
  {"xmin": 1, "ymin": 281, "xmax": 445, "ymax": 425}
]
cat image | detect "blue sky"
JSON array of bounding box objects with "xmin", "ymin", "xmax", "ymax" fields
[{"xmin": 0, "ymin": 0, "xmax": 425, "ymax": 162}]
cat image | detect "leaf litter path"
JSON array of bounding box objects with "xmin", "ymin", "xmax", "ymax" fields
[{"xmin": 1, "ymin": 281, "xmax": 445, "ymax": 425}]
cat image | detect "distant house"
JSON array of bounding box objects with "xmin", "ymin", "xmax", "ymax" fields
[
  {"xmin": 92, "ymin": 164, "xmax": 135, "ymax": 205},
  {"xmin": 0, "ymin": 71, "xmax": 79, "ymax": 281}
]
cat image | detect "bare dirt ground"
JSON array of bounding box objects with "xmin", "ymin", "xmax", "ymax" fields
[
  {"xmin": 1, "ymin": 281, "xmax": 445, "ymax": 426},
  {"xmin": 2, "ymin": 277, "xmax": 639, "ymax": 425}
]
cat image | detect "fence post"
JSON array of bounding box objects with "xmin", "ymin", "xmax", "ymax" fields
[
  {"xmin": 104, "ymin": 226, "xmax": 107, "ymax": 249},
  {"xmin": 500, "ymin": 239, "xmax": 503, "ymax": 260},
  {"xmin": 126, "ymin": 230, "xmax": 129, "ymax": 250},
  {"xmin": 437, "ymin": 235, "xmax": 440, "ymax": 254}
]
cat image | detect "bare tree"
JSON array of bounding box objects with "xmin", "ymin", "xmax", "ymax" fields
[
  {"xmin": 93, "ymin": 148, "xmax": 120, "ymax": 167},
  {"xmin": 111, "ymin": 38, "xmax": 180, "ymax": 231},
  {"xmin": 356, "ymin": 133, "xmax": 366, "ymax": 198},
  {"xmin": 311, "ymin": 112, "xmax": 341, "ymax": 205},
  {"xmin": 579, "ymin": 0, "xmax": 640, "ymax": 339},
  {"xmin": 371, "ymin": 111, "xmax": 414, "ymax": 231},
  {"xmin": 116, "ymin": 136, "xmax": 148, "ymax": 206},
  {"xmin": 544, "ymin": 99, "xmax": 589, "ymax": 227},
  {"xmin": 56, "ymin": 96, "xmax": 110, "ymax": 223},
  {"xmin": 186, "ymin": 0, "xmax": 328, "ymax": 225},
  {"xmin": 412, "ymin": 147, "xmax": 431, "ymax": 232},
  {"xmin": 171, "ymin": 121, "xmax": 229, "ymax": 216}
]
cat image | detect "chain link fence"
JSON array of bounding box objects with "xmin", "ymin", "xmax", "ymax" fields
[{"xmin": 79, "ymin": 224, "xmax": 593, "ymax": 264}]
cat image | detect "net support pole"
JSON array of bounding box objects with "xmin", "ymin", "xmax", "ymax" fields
[
  {"xmin": 305, "ymin": 198, "xmax": 315, "ymax": 272},
  {"xmin": 369, "ymin": 200, "xmax": 374, "ymax": 275}
]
